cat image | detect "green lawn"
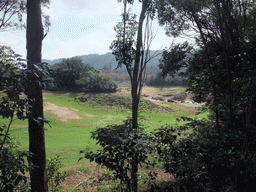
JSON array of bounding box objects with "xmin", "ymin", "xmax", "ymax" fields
[{"xmin": 5, "ymin": 88, "xmax": 208, "ymax": 169}]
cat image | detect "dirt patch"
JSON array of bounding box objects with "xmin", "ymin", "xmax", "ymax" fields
[
  {"xmin": 44, "ymin": 102, "xmax": 80, "ymax": 122},
  {"xmin": 140, "ymin": 86, "xmax": 201, "ymax": 109}
]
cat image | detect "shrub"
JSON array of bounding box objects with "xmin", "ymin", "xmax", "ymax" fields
[
  {"xmin": 80, "ymin": 118, "xmax": 155, "ymax": 191},
  {"xmin": 0, "ymin": 126, "xmax": 32, "ymax": 191},
  {"xmin": 47, "ymin": 154, "xmax": 69, "ymax": 192},
  {"xmin": 153, "ymin": 117, "xmax": 256, "ymax": 191}
]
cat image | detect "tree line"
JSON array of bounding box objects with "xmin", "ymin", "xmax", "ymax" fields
[{"xmin": 48, "ymin": 57, "xmax": 117, "ymax": 92}]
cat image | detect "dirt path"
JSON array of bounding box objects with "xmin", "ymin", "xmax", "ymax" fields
[{"xmin": 44, "ymin": 102, "xmax": 80, "ymax": 122}]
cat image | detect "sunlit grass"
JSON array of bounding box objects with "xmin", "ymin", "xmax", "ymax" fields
[{"xmin": 6, "ymin": 88, "xmax": 208, "ymax": 170}]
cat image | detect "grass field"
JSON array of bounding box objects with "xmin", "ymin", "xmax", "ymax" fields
[{"xmin": 2, "ymin": 85, "xmax": 208, "ymax": 190}]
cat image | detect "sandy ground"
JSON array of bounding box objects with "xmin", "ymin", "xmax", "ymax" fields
[{"xmin": 44, "ymin": 102, "xmax": 81, "ymax": 122}]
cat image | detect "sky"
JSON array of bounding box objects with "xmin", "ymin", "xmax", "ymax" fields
[{"xmin": 0, "ymin": 0, "xmax": 174, "ymax": 60}]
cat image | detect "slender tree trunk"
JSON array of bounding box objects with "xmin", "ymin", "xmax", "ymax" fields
[
  {"xmin": 131, "ymin": 2, "xmax": 148, "ymax": 191},
  {"xmin": 27, "ymin": 0, "xmax": 48, "ymax": 191}
]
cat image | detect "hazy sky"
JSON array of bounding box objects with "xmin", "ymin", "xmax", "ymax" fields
[{"xmin": 0, "ymin": 0, "xmax": 173, "ymax": 60}]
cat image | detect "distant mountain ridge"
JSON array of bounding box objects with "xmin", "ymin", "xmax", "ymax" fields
[{"xmin": 43, "ymin": 51, "xmax": 163, "ymax": 70}]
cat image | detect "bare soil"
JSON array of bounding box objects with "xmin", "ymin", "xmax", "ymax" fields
[{"xmin": 44, "ymin": 102, "xmax": 81, "ymax": 122}]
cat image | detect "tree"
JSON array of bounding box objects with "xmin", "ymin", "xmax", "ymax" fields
[
  {"xmin": 0, "ymin": 46, "xmax": 32, "ymax": 191},
  {"xmin": 110, "ymin": 0, "xmax": 157, "ymax": 191},
  {"xmin": 50, "ymin": 57, "xmax": 118, "ymax": 92},
  {"xmin": 51, "ymin": 57, "xmax": 86, "ymax": 80},
  {"xmin": 155, "ymin": 0, "xmax": 256, "ymax": 190},
  {"xmin": 26, "ymin": 0, "xmax": 48, "ymax": 191},
  {"xmin": 0, "ymin": 0, "xmax": 50, "ymax": 32},
  {"xmin": 0, "ymin": 0, "xmax": 26, "ymax": 31},
  {"xmin": 156, "ymin": 0, "xmax": 256, "ymax": 129}
]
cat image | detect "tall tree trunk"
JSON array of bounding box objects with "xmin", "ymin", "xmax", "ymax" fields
[
  {"xmin": 26, "ymin": 0, "xmax": 48, "ymax": 191},
  {"xmin": 131, "ymin": 2, "xmax": 148, "ymax": 191}
]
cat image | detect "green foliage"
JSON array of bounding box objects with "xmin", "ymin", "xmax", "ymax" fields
[
  {"xmin": 158, "ymin": 42, "xmax": 192, "ymax": 78},
  {"xmin": 13, "ymin": 154, "xmax": 69, "ymax": 192},
  {"xmin": 99, "ymin": 169, "xmax": 116, "ymax": 181},
  {"xmin": 0, "ymin": 126, "xmax": 32, "ymax": 191},
  {"xmin": 51, "ymin": 68, "xmax": 77, "ymax": 88},
  {"xmin": 51, "ymin": 57, "xmax": 87, "ymax": 81},
  {"xmin": 50, "ymin": 57, "xmax": 117, "ymax": 92},
  {"xmin": 47, "ymin": 154, "xmax": 69, "ymax": 192},
  {"xmin": 0, "ymin": 45, "xmax": 52, "ymax": 191},
  {"xmin": 78, "ymin": 165, "xmax": 90, "ymax": 174},
  {"xmin": 80, "ymin": 118, "xmax": 155, "ymax": 191},
  {"xmin": 0, "ymin": 0, "xmax": 26, "ymax": 31},
  {"xmin": 109, "ymin": 12, "xmax": 138, "ymax": 71},
  {"xmin": 78, "ymin": 71, "xmax": 117, "ymax": 92},
  {"xmin": 137, "ymin": 172, "xmax": 158, "ymax": 191},
  {"xmin": 146, "ymin": 72, "xmax": 187, "ymax": 86},
  {"xmin": 0, "ymin": 45, "xmax": 33, "ymax": 191},
  {"xmin": 154, "ymin": 117, "xmax": 256, "ymax": 191},
  {"xmin": 156, "ymin": 2, "xmax": 256, "ymax": 190}
]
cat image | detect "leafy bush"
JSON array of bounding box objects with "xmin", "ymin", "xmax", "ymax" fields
[
  {"xmin": 47, "ymin": 154, "xmax": 69, "ymax": 192},
  {"xmin": 80, "ymin": 118, "xmax": 155, "ymax": 191},
  {"xmin": 153, "ymin": 117, "xmax": 256, "ymax": 191},
  {"xmin": 0, "ymin": 126, "xmax": 32, "ymax": 191},
  {"xmin": 0, "ymin": 45, "xmax": 33, "ymax": 191}
]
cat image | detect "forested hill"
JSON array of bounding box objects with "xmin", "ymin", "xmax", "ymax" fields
[{"xmin": 43, "ymin": 50, "xmax": 163, "ymax": 70}]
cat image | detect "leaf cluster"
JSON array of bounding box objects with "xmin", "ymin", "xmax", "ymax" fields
[
  {"xmin": 0, "ymin": 45, "xmax": 38, "ymax": 190},
  {"xmin": 153, "ymin": 117, "xmax": 256, "ymax": 191},
  {"xmin": 0, "ymin": 0, "xmax": 26, "ymax": 31},
  {"xmin": 46, "ymin": 154, "xmax": 69, "ymax": 192},
  {"xmin": 80, "ymin": 118, "xmax": 155, "ymax": 190},
  {"xmin": 0, "ymin": 46, "xmax": 28, "ymax": 121},
  {"xmin": 0, "ymin": 126, "xmax": 32, "ymax": 191},
  {"xmin": 110, "ymin": 13, "xmax": 138, "ymax": 72}
]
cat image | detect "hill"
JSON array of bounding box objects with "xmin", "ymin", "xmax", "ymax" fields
[{"xmin": 43, "ymin": 50, "xmax": 163, "ymax": 70}]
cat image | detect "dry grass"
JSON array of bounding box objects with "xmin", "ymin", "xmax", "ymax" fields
[{"xmin": 61, "ymin": 165, "xmax": 176, "ymax": 191}]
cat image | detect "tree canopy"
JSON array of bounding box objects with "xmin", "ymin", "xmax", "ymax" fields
[
  {"xmin": 155, "ymin": 0, "xmax": 256, "ymax": 190},
  {"xmin": 0, "ymin": 0, "xmax": 50, "ymax": 32},
  {"xmin": 50, "ymin": 57, "xmax": 118, "ymax": 92}
]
